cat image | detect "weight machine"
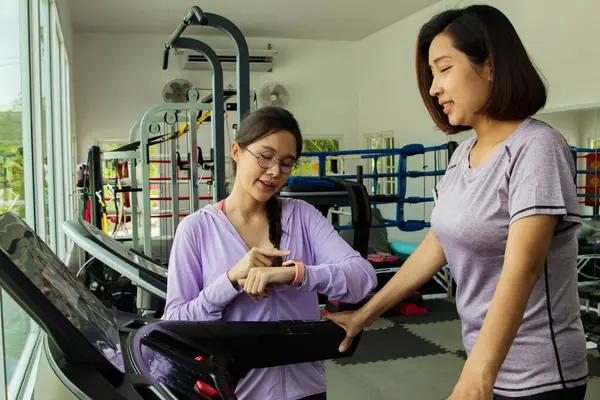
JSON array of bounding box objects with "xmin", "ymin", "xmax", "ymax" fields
[{"xmin": 75, "ymin": 5, "xmax": 254, "ymax": 316}]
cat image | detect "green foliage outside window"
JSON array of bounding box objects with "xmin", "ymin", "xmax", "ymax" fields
[
  {"xmin": 293, "ymin": 139, "xmax": 340, "ymax": 176},
  {"xmin": 0, "ymin": 110, "xmax": 25, "ymax": 217}
]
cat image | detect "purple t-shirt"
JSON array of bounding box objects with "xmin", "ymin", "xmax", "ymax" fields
[
  {"xmin": 163, "ymin": 198, "xmax": 377, "ymax": 400},
  {"xmin": 431, "ymin": 118, "xmax": 588, "ymax": 396}
]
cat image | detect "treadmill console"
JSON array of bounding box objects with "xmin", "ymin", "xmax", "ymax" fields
[
  {"xmin": 133, "ymin": 319, "xmax": 360, "ymax": 399},
  {"xmin": 0, "ymin": 212, "xmax": 126, "ymax": 380}
]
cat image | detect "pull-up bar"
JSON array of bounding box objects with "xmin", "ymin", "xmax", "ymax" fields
[
  {"xmin": 162, "ymin": 5, "xmax": 251, "ymax": 120},
  {"xmin": 165, "ymin": 6, "xmax": 208, "ymax": 47},
  {"xmin": 168, "ymin": 37, "xmax": 225, "ymax": 203}
]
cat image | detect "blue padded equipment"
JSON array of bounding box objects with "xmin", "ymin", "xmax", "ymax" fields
[{"xmin": 389, "ymin": 241, "xmax": 419, "ymax": 260}]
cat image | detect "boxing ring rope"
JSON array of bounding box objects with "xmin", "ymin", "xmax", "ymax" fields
[
  {"xmin": 292, "ymin": 142, "xmax": 457, "ymax": 232},
  {"xmin": 281, "ymin": 142, "xmax": 457, "ymax": 299}
]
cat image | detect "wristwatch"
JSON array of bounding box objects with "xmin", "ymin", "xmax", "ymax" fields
[{"xmin": 282, "ymin": 259, "xmax": 305, "ymax": 287}]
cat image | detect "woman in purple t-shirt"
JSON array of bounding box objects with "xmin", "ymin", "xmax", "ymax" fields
[{"xmin": 327, "ymin": 5, "xmax": 588, "ymax": 400}]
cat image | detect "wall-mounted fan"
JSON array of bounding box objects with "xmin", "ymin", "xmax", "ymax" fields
[
  {"xmin": 258, "ymin": 82, "xmax": 289, "ymax": 107},
  {"xmin": 162, "ymin": 79, "xmax": 193, "ymax": 103}
]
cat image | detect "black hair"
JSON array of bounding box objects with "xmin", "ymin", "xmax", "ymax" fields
[
  {"xmin": 233, "ymin": 106, "xmax": 303, "ymax": 255},
  {"xmin": 416, "ymin": 4, "xmax": 547, "ymax": 134}
]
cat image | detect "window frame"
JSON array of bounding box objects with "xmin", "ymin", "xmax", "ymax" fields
[
  {"xmin": 6, "ymin": 314, "xmax": 41, "ymax": 400},
  {"xmin": 2, "ymin": 0, "xmax": 42, "ymax": 399},
  {"xmin": 49, "ymin": 2, "xmax": 65, "ymax": 258},
  {"xmin": 365, "ymin": 131, "xmax": 397, "ymax": 195},
  {"xmin": 1, "ymin": 0, "xmax": 74, "ymax": 397},
  {"xmin": 21, "ymin": 0, "xmax": 36, "ymax": 229},
  {"xmin": 40, "ymin": 0, "xmax": 57, "ymax": 252},
  {"xmin": 29, "ymin": 0, "xmax": 47, "ymax": 240},
  {"xmin": 61, "ymin": 49, "xmax": 74, "ymax": 251}
]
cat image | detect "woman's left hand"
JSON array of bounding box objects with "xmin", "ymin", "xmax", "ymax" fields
[
  {"xmin": 447, "ymin": 373, "xmax": 494, "ymax": 400},
  {"xmin": 238, "ymin": 267, "xmax": 296, "ymax": 301}
]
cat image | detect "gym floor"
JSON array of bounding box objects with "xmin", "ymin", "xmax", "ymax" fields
[{"xmin": 323, "ymin": 298, "xmax": 600, "ymax": 399}]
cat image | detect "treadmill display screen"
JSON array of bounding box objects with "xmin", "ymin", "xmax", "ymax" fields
[{"xmin": 0, "ymin": 213, "xmax": 125, "ymax": 372}]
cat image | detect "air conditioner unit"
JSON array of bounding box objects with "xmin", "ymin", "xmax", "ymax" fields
[{"xmin": 180, "ymin": 49, "xmax": 277, "ymax": 72}]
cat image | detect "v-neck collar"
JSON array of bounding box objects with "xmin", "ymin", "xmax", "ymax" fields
[
  {"xmin": 202, "ymin": 200, "xmax": 294, "ymax": 252},
  {"xmin": 462, "ymin": 118, "xmax": 532, "ymax": 181}
]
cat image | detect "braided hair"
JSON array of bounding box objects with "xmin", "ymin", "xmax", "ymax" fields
[{"xmin": 231, "ymin": 107, "xmax": 303, "ymax": 261}]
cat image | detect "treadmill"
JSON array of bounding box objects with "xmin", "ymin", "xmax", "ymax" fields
[
  {"xmin": 0, "ymin": 212, "xmax": 361, "ymax": 399},
  {"xmin": 63, "ymin": 218, "xmax": 167, "ymax": 297},
  {"xmin": 63, "ymin": 218, "xmax": 167, "ymax": 315}
]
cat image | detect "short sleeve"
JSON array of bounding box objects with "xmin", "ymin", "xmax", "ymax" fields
[{"xmin": 507, "ymin": 129, "xmax": 581, "ymax": 235}]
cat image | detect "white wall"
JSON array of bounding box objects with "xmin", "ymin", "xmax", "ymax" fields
[
  {"xmin": 579, "ymin": 109, "xmax": 600, "ymax": 148},
  {"xmin": 354, "ymin": 0, "xmax": 600, "ymax": 243},
  {"xmin": 73, "ymin": 33, "xmax": 358, "ymax": 161},
  {"xmin": 536, "ymin": 111, "xmax": 581, "ymax": 147}
]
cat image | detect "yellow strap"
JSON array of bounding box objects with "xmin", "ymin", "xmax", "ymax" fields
[
  {"xmin": 101, "ymin": 215, "xmax": 108, "ymax": 234},
  {"xmin": 176, "ymin": 110, "xmax": 214, "ymax": 137},
  {"xmin": 198, "ymin": 110, "xmax": 211, "ymax": 124},
  {"xmin": 178, "ymin": 123, "xmax": 189, "ymax": 136}
]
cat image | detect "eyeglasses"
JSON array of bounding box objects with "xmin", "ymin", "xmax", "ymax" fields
[{"xmin": 245, "ymin": 148, "xmax": 296, "ymax": 174}]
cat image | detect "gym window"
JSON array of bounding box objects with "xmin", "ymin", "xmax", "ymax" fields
[
  {"xmin": 366, "ymin": 131, "xmax": 397, "ymax": 195},
  {"xmin": 0, "ymin": 0, "xmax": 75, "ymax": 398},
  {"xmin": 293, "ymin": 138, "xmax": 341, "ymax": 176}
]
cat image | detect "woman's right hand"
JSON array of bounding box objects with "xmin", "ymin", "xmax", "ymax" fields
[
  {"xmin": 324, "ymin": 309, "xmax": 371, "ymax": 353},
  {"xmin": 226, "ymin": 247, "xmax": 291, "ymax": 284}
]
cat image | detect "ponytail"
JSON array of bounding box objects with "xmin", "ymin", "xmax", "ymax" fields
[{"xmin": 265, "ymin": 195, "xmax": 283, "ymax": 265}]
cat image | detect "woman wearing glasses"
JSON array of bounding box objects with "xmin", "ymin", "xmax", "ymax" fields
[{"xmin": 163, "ymin": 106, "xmax": 377, "ymax": 400}]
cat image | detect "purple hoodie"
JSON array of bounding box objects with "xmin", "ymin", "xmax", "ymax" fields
[{"xmin": 163, "ymin": 198, "xmax": 377, "ymax": 399}]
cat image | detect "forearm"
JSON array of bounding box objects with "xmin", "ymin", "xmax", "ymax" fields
[
  {"xmin": 301, "ymin": 255, "xmax": 377, "ymax": 303},
  {"xmin": 164, "ymin": 272, "xmax": 241, "ymax": 320},
  {"xmin": 361, "ymin": 231, "xmax": 446, "ymax": 324},
  {"xmin": 462, "ymin": 265, "xmax": 540, "ymax": 381}
]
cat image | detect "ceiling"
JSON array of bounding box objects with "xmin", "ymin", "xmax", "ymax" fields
[{"xmin": 70, "ymin": 0, "xmax": 440, "ymax": 41}]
